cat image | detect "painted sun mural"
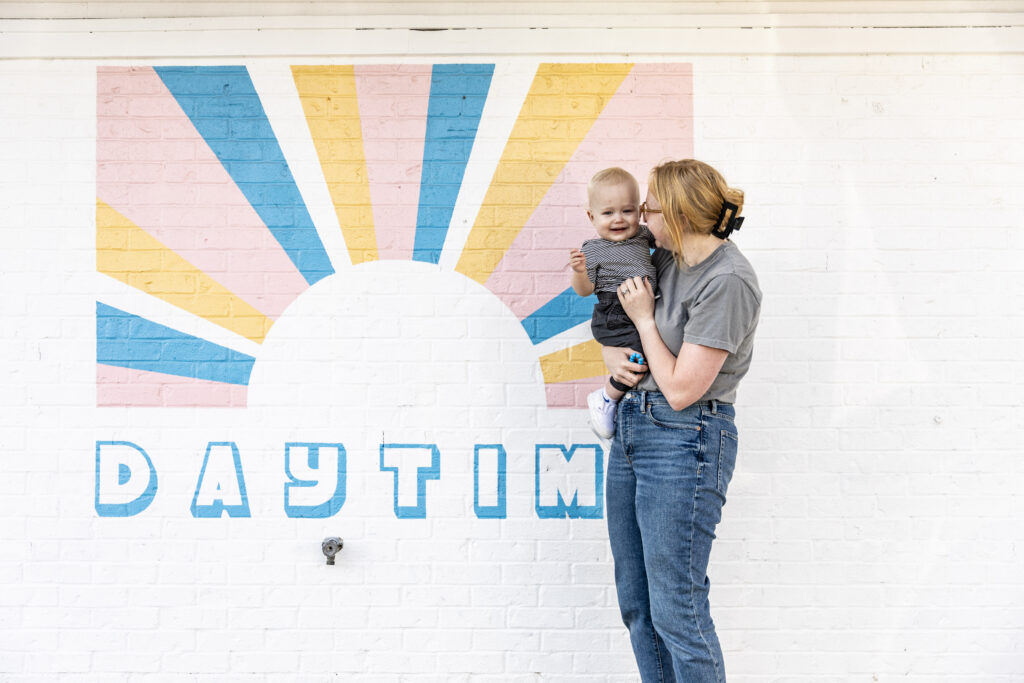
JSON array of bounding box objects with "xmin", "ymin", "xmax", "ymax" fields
[{"xmin": 96, "ymin": 63, "xmax": 693, "ymax": 408}]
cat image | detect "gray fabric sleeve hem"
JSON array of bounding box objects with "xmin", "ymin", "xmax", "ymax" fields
[{"xmin": 682, "ymin": 333, "xmax": 739, "ymax": 354}]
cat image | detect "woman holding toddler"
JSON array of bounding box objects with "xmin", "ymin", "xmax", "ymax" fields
[{"xmin": 579, "ymin": 158, "xmax": 761, "ymax": 683}]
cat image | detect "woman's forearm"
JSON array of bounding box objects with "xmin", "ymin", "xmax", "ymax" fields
[
  {"xmin": 634, "ymin": 318, "xmax": 681, "ymax": 395},
  {"xmin": 618, "ymin": 275, "xmax": 726, "ymax": 409},
  {"xmin": 635, "ymin": 319, "xmax": 726, "ymax": 410}
]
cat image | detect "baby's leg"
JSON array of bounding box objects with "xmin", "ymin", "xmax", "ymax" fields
[
  {"xmin": 589, "ymin": 373, "xmax": 631, "ymax": 440},
  {"xmin": 605, "ymin": 378, "xmax": 626, "ymax": 401}
]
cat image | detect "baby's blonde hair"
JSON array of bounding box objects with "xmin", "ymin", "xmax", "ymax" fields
[
  {"xmin": 587, "ymin": 167, "xmax": 640, "ymax": 207},
  {"xmin": 648, "ymin": 160, "xmax": 744, "ymax": 258}
]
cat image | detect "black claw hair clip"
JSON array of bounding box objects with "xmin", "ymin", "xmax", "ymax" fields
[{"xmin": 712, "ymin": 200, "xmax": 744, "ymax": 239}]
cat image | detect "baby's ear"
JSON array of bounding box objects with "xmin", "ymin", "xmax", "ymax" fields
[{"xmin": 585, "ymin": 209, "xmax": 594, "ymax": 222}]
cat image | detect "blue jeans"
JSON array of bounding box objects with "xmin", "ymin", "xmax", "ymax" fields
[{"xmin": 606, "ymin": 391, "xmax": 738, "ymax": 683}]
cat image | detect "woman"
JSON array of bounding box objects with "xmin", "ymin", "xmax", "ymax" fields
[{"xmin": 604, "ymin": 159, "xmax": 761, "ymax": 682}]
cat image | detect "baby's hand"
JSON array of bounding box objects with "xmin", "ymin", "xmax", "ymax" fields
[{"xmin": 569, "ymin": 248, "xmax": 587, "ymax": 273}]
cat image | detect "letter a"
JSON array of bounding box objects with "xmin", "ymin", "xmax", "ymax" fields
[{"xmin": 191, "ymin": 442, "xmax": 251, "ymax": 518}]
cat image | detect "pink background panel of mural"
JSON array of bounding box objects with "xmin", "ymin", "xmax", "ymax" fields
[
  {"xmin": 97, "ymin": 67, "xmax": 308, "ymax": 320},
  {"xmin": 97, "ymin": 364, "xmax": 248, "ymax": 408}
]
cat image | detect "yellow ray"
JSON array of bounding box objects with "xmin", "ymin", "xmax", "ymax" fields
[
  {"xmin": 292, "ymin": 65, "xmax": 377, "ymax": 265},
  {"xmin": 96, "ymin": 200, "xmax": 273, "ymax": 343},
  {"xmin": 539, "ymin": 339, "xmax": 607, "ymax": 384},
  {"xmin": 455, "ymin": 63, "xmax": 633, "ymax": 284}
]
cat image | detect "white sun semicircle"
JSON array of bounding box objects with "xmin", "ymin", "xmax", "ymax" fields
[{"xmin": 247, "ymin": 261, "xmax": 547, "ymax": 429}]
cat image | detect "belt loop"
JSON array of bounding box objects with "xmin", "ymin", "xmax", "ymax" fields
[
  {"xmin": 710, "ymin": 398, "xmax": 718, "ymax": 414},
  {"xmin": 639, "ymin": 391, "xmax": 647, "ymax": 414}
]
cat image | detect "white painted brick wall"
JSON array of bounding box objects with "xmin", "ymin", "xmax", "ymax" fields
[{"xmin": 1, "ymin": 7, "xmax": 1023, "ymax": 682}]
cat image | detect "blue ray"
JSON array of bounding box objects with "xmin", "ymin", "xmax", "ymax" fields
[
  {"xmin": 413, "ymin": 64, "xmax": 494, "ymax": 263},
  {"xmin": 97, "ymin": 302, "xmax": 255, "ymax": 385},
  {"xmin": 520, "ymin": 288, "xmax": 597, "ymax": 345},
  {"xmin": 154, "ymin": 66, "xmax": 333, "ymax": 285}
]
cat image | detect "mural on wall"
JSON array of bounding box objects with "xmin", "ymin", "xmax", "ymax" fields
[{"xmin": 95, "ymin": 63, "xmax": 693, "ymax": 410}]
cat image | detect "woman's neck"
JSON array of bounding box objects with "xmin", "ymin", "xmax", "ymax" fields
[{"xmin": 678, "ymin": 233, "xmax": 725, "ymax": 267}]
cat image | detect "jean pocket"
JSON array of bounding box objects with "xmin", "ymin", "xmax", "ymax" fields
[
  {"xmin": 717, "ymin": 430, "xmax": 738, "ymax": 495},
  {"xmin": 645, "ymin": 403, "xmax": 701, "ymax": 431}
]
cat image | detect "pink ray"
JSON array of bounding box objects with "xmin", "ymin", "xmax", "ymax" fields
[
  {"xmin": 545, "ymin": 377, "xmax": 605, "ymax": 409},
  {"xmin": 97, "ymin": 67, "xmax": 309, "ymax": 320},
  {"xmin": 485, "ymin": 64, "xmax": 694, "ymax": 319},
  {"xmin": 97, "ymin": 364, "xmax": 247, "ymax": 407},
  {"xmin": 354, "ymin": 65, "xmax": 432, "ymax": 261}
]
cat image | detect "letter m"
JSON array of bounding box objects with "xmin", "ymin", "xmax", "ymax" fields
[{"xmin": 535, "ymin": 444, "xmax": 604, "ymax": 519}]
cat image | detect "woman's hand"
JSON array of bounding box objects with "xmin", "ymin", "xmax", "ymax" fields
[
  {"xmin": 617, "ymin": 276, "xmax": 656, "ymax": 325},
  {"xmin": 602, "ymin": 346, "xmax": 648, "ymax": 388}
]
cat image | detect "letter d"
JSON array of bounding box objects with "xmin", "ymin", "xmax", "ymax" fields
[{"xmin": 95, "ymin": 441, "xmax": 158, "ymax": 517}]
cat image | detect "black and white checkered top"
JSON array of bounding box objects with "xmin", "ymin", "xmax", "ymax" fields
[{"xmin": 581, "ymin": 225, "xmax": 657, "ymax": 294}]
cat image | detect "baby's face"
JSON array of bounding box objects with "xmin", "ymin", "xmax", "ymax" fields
[{"xmin": 587, "ymin": 182, "xmax": 640, "ymax": 242}]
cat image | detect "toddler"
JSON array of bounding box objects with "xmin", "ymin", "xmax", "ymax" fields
[{"xmin": 569, "ymin": 167, "xmax": 656, "ymax": 439}]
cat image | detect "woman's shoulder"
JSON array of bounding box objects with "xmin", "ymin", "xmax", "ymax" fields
[
  {"xmin": 719, "ymin": 242, "xmax": 758, "ymax": 279},
  {"xmin": 654, "ymin": 242, "xmax": 757, "ymax": 279},
  {"xmin": 657, "ymin": 242, "xmax": 760, "ymax": 300},
  {"xmin": 713, "ymin": 242, "xmax": 761, "ymax": 299}
]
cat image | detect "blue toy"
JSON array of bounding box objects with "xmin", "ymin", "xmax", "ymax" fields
[{"xmin": 629, "ymin": 352, "xmax": 646, "ymax": 365}]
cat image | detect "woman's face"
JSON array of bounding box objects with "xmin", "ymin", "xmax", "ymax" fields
[{"xmin": 643, "ymin": 192, "xmax": 667, "ymax": 249}]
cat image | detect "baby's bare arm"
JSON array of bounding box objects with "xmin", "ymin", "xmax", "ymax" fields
[{"xmin": 569, "ymin": 249, "xmax": 595, "ymax": 296}]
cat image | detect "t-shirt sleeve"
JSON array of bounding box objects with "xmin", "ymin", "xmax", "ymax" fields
[{"xmin": 683, "ymin": 274, "xmax": 760, "ymax": 353}]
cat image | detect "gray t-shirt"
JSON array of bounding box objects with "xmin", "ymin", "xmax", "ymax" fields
[{"xmin": 635, "ymin": 241, "xmax": 761, "ymax": 404}]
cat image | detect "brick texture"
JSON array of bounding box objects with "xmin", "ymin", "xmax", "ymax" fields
[{"xmin": 0, "ymin": 16, "xmax": 1023, "ymax": 683}]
